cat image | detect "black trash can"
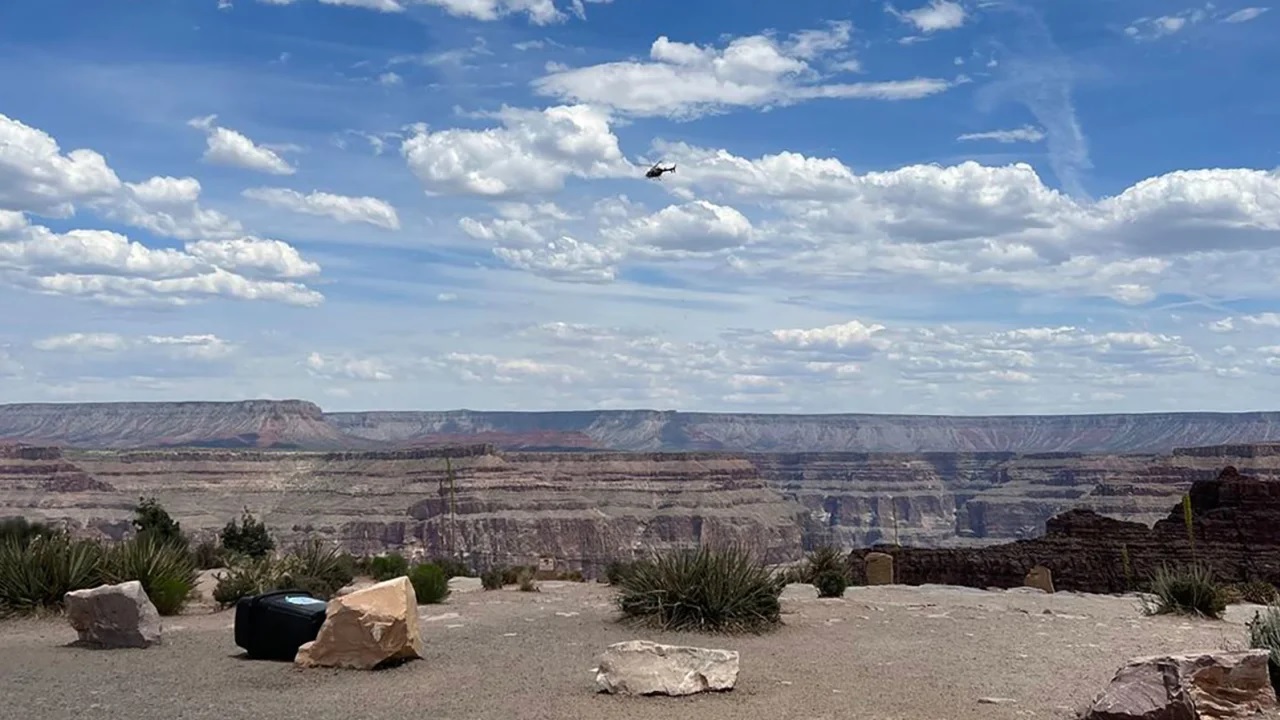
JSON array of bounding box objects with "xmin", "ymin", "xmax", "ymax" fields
[{"xmin": 234, "ymin": 589, "xmax": 330, "ymax": 661}]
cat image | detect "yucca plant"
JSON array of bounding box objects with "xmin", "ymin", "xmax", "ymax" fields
[
  {"xmin": 0, "ymin": 533, "xmax": 104, "ymax": 615},
  {"xmin": 101, "ymin": 535, "xmax": 198, "ymax": 616},
  {"xmin": 615, "ymin": 545, "xmax": 783, "ymax": 634},
  {"xmin": 276, "ymin": 539, "xmax": 354, "ymax": 599},
  {"xmin": 1140, "ymin": 562, "xmax": 1226, "ymax": 619},
  {"xmin": 480, "ymin": 567, "xmax": 505, "ymax": 590},
  {"xmin": 212, "ymin": 555, "xmax": 279, "ymax": 608},
  {"xmin": 1248, "ymin": 604, "xmax": 1280, "ymax": 696}
]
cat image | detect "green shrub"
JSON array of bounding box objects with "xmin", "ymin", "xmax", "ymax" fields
[
  {"xmin": 814, "ymin": 570, "xmax": 849, "ymax": 598},
  {"xmin": 1140, "ymin": 563, "xmax": 1226, "ymax": 619},
  {"xmin": 408, "ymin": 563, "xmax": 450, "ymax": 604},
  {"xmin": 277, "ymin": 539, "xmax": 354, "ymax": 598},
  {"xmin": 480, "ymin": 568, "xmax": 505, "ymax": 590},
  {"xmin": 517, "ymin": 568, "xmax": 539, "ymax": 593},
  {"xmin": 429, "ymin": 556, "xmax": 472, "ymax": 579},
  {"xmin": 192, "ymin": 538, "xmax": 224, "ymax": 570},
  {"xmin": 220, "ymin": 508, "xmax": 274, "ymax": 559},
  {"xmin": 1248, "ymin": 604, "xmax": 1280, "ymax": 696},
  {"xmin": 615, "ymin": 545, "xmax": 783, "ymax": 634},
  {"xmin": 369, "ymin": 553, "xmax": 410, "ymax": 581},
  {"xmin": 212, "ymin": 557, "xmax": 278, "ymax": 607},
  {"xmin": 132, "ymin": 497, "xmax": 188, "ymax": 552},
  {"xmin": 0, "ymin": 517, "xmax": 58, "ymax": 545},
  {"xmin": 0, "ymin": 534, "xmax": 104, "ymax": 615},
  {"xmin": 101, "ymin": 535, "xmax": 198, "ymax": 616},
  {"xmin": 604, "ymin": 559, "xmax": 636, "ymax": 585},
  {"xmin": 502, "ymin": 565, "xmax": 532, "ymax": 586}
]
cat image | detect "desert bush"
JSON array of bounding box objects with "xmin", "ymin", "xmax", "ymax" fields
[
  {"xmin": 369, "ymin": 552, "xmax": 410, "ymax": 581},
  {"xmin": 1240, "ymin": 580, "xmax": 1279, "ymax": 605},
  {"xmin": 557, "ymin": 569, "xmax": 585, "ymax": 582},
  {"xmin": 517, "ymin": 568, "xmax": 539, "ymax": 593},
  {"xmin": 603, "ymin": 559, "xmax": 636, "ymax": 585},
  {"xmin": 191, "ymin": 538, "xmax": 224, "ymax": 570},
  {"xmin": 0, "ymin": 517, "xmax": 58, "ymax": 545},
  {"xmin": 428, "ymin": 556, "xmax": 472, "ymax": 579},
  {"xmin": 1248, "ymin": 604, "xmax": 1280, "ymax": 696},
  {"xmin": 814, "ymin": 570, "xmax": 849, "ymax": 599},
  {"xmin": 132, "ymin": 497, "xmax": 188, "ymax": 552},
  {"xmin": 480, "ymin": 567, "xmax": 505, "ymax": 590},
  {"xmin": 1140, "ymin": 563, "xmax": 1226, "ymax": 619},
  {"xmin": 101, "ymin": 535, "xmax": 199, "ymax": 616},
  {"xmin": 615, "ymin": 545, "xmax": 783, "ymax": 634},
  {"xmin": 211, "ymin": 557, "xmax": 278, "ymax": 607},
  {"xmin": 408, "ymin": 563, "xmax": 450, "ymax": 604},
  {"xmin": 0, "ymin": 533, "xmax": 104, "ymax": 615},
  {"xmin": 220, "ymin": 508, "xmax": 274, "ymax": 559},
  {"xmin": 275, "ymin": 539, "xmax": 355, "ymax": 599},
  {"xmin": 502, "ymin": 565, "xmax": 533, "ymax": 586}
]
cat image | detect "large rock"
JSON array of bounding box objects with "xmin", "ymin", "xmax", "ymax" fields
[
  {"xmin": 595, "ymin": 640, "xmax": 739, "ymax": 696},
  {"xmin": 64, "ymin": 580, "xmax": 162, "ymax": 649},
  {"xmin": 294, "ymin": 576, "xmax": 423, "ymax": 670},
  {"xmin": 865, "ymin": 552, "xmax": 894, "ymax": 585},
  {"xmin": 1084, "ymin": 650, "xmax": 1277, "ymax": 720}
]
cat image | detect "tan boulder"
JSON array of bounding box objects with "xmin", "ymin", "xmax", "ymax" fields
[
  {"xmin": 294, "ymin": 576, "xmax": 423, "ymax": 670},
  {"xmin": 865, "ymin": 552, "xmax": 894, "ymax": 585},
  {"xmin": 1024, "ymin": 565, "xmax": 1054, "ymax": 593},
  {"xmin": 595, "ymin": 640, "xmax": 740, "ymax": 696},
  {"xmin": 1084, "ymin": 650, "xmax": 1276, "ymax": 720}
]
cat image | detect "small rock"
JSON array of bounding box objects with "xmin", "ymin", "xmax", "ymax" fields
[
  {"xmin": 447, "ymin": 576, "xmax": 483, "ymax": 594},
  {"xmin": 423, "ymin": 612, "xmax": 460, "ymax": 623},
  {"xmin": 555, "ymin": 611, "xmax": 580, "ymax": 617},
  {"xmin": 502, "ymin": 632, "xmax": 518, "ymax": 637},
  {"xmin": 595, "ymin": 640, "xmax": 739, "ymax": 696},
  {"xmin": 65, "ymin": 581, "xmax": 162, "ymax": 649},
  {"xmin": 979, "ymin": 697, "xmax": 1018, "ymax": 705}
]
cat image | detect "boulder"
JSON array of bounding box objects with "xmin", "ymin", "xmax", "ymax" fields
[
  {"xmin": 294, "ymin": 576, "xmax": 423, "ymax": 670},
  {"xmin": 447, "ymin": 576, "xmax": 483, "ymax": 594},
  {"xmin": 865, "ymin": 552, "xmax": 894, "ymax": 585},
  {"xmin": 1024, "ymin": 565, "xmax": 1054, "ymax": 593},
  {"xmin": 64, "ymin": 580, "xmax": 162, "ymax": 649},
  {"xmin": 1084, "ymin": 650, "xmax": 1277, "ymax": 720},
  {"xmin": 595, "ymin": 640, "xmax": 739, "ymax": 696}
]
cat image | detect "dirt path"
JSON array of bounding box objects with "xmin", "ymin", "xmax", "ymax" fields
[{"xmin": 0, "ymin": 582, "xmax": 1267, "ymax": 720}]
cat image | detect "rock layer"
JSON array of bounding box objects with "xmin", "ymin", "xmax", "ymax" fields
[
  {"xmin": 8, "ymin": 400, "xmax": 1280, "ymax": 453},
  {"xmin": 849, "ymin": 466, "xmax": 1280, "ymax": 592}
]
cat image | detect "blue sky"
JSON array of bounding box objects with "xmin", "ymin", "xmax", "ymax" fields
[{"xmin": 0, "ymin": 0, "xmax": 1278, "ymax": 414}]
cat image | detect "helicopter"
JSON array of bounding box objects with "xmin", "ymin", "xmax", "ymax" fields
[{"xmin": 644, "ymin": 161, "xmax": 676, "ymax": 179}]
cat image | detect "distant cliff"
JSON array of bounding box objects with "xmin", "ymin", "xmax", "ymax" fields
[{"xmin": 6, "ymin": 400, "xmax": 1280, "ymax": 453}]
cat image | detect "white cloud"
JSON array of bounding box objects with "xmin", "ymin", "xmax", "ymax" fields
[
  {"xmin": 401, "ymin": 105, "xmax": 628, "ymax": 196},
  {"xmin": 957, "ymin": 125, "xmax": 1046, "ymax": 143},
  {"xmin": 98, "ymin": 176, "xmax": 244, "ymax": 241},
  {"xmin": 378, "ymin": 72, "xmax": 403, "ymax": 86},
  {"xmin": 242, "ymin": 187, "xmax": 400, "ymax": 230},
  {"xmin": 0, "ymin": 113, "xmax": 121, "ymax": 217},
  {"xmin": 532, "ymin": 24, "xmax": 951, "ymax": 119},
  {"xmin": 888, "ymin": 0, "xmax": 969, "ymax": 33},
  {"xmin": 305, "ymin": 351, "xmax": 394, "ymax": 381},
  {"xmin": 1125, "ymin": 7, "xmax": 1210, "ymax": 40},
  {"xmin": 1223, "ymin": 7, "xmax": 1268, "ymax": 23},
  {"xmin": 183, "ymin": 237, "xmax": 321, "ymax": 279},
  {"xmin": 33, "ymin": 332, "xmax": 233, "ymax": 359},
  {"xmin": 187, "ymin": 115, "xmax": 297, "ymax": 175},
  {"xmin": 255, "ymin": 0, "xmax": 564, "ymax": 23}
]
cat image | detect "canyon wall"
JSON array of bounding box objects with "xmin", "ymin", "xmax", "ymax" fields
[
  {"xmin": 8, "ymin": 400, "xmax": 1280, "ymax": 453},
  {"xmin": 847, "ymin": 466, "xmax": 1280, "ymax": 593},
  {"xmin": 7, "ymin": 440, "xmax": 1280, "ymax": 566},
  {"xmin": 0, "ymin": 445, "xmax": 805, "ymax": 572}
]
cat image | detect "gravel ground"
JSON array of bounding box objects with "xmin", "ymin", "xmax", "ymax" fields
[{"xmin": 0, "ymin": 581, "xmax": 1268, "ymax": 720}]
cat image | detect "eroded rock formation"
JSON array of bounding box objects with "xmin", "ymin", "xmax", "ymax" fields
[{"xmin": 848, "ymin": 466, "xmax": 1280, "ymax": 592}]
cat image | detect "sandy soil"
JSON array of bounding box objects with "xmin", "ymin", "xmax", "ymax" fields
[{"xmin": 0, "ymin": 581, "xmax": 1269, "ymax": 720}]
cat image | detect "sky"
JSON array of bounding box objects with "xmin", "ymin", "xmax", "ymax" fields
[{"xmin": 0, "ymin": 0, "xmax": 1278, "ymax": 415}]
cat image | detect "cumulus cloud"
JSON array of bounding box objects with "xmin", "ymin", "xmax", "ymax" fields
[
  {"xmin": 1125, "ymin": 7, "xmax": 1210, "ymax": 40},
  {"xmin": 401, "ymin": 105, "xmax": 629, "ymax": 196},
  {"xmin": 305, "ymin": 351, "xmax": 394, "ymax": 381},
  {"xmin": 532, "ymin": 24, "xmax": 951, "ymax": 118},
  {"xmin": 0, "ymin": 113, "xmax": 121, "ymax": 217},
  {"xmin": 187, "ymin": 115, "xmax": 296, "ymax": 175},
  {"xmin": 255, "ymin": 0, "xmax": 565, "ymax": 23},
  {"xmin": 242, "ymin": 187, "xmax": 400, "ymax": 230},
  {"xmin": 33, "ymin": 332, "xmax": 234, "ymax": 360}
]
